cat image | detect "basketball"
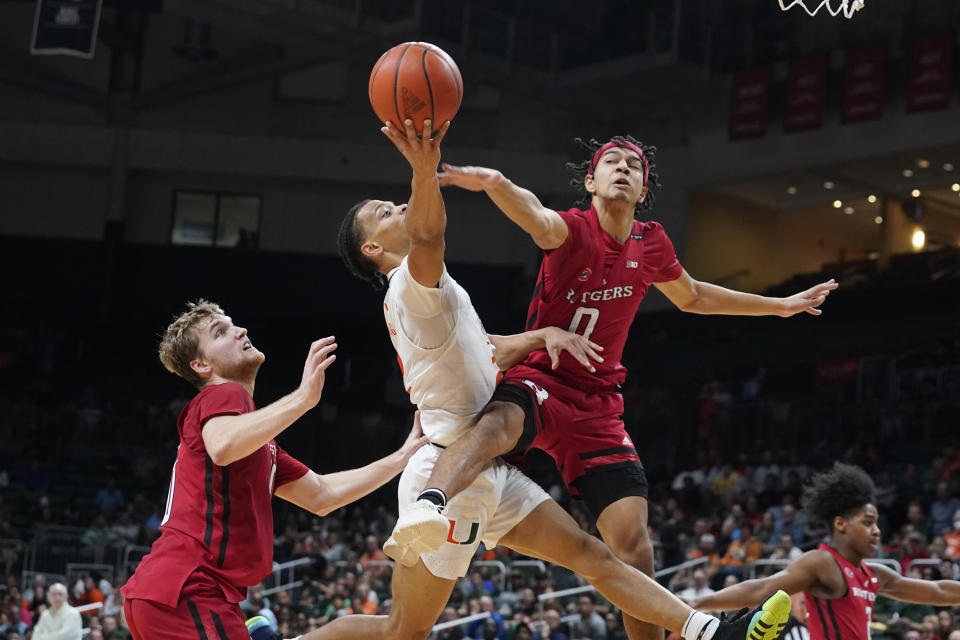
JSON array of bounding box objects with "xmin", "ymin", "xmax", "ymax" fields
[{"xmin": 368, "ymin": 42, "xmax": 463, "ymax": 135}]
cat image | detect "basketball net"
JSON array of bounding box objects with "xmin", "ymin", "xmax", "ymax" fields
[{"xmin": 778, "ymin": 0, "xmax": 864, "ymax": 18}]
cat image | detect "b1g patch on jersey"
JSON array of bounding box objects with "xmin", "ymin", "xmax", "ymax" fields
[
  {"xmin": 626, "ymin": 260, "xmax": 639, "ymax": 269},
  {"xmin": 845, "ymin": 567, "xmax": 855, "ymax": 579},
  {"xmin": 577, "ymin": 267, "xmax": 592, "ymax": 282}
]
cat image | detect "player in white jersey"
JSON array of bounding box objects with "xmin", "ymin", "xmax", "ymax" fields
[{"xmin": 304, "ymin": 117, "xmax": 791, "ymax": 640}]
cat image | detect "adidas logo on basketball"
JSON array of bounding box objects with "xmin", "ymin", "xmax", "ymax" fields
[{"xmin": 401, "ymin": 87, "xmax": 427, "ymax": 116}]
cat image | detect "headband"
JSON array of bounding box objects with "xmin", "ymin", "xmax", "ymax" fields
[{"xmin": 589, "ymin": 141, "xmax": 649, "ymax": 186}]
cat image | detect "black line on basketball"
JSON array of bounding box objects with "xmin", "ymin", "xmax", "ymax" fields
[
  {"xmin": 421, "ymin": 46, "xmax": 435, "ymax": 129},
  {"xmin": 369, "ymin": 52, "xmax": 389, "ymax": 104},
  {"xmin": 393, "ymin": 43, "xmax": 414, "ymax": 127},
  {"xmin": 430, "ymin": 46, "xmax": 461, "ymax": 105}
]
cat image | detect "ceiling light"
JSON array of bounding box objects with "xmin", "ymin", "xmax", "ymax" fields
[
  {"xmin": 912, "ymin": 189, "xmax": 921, "ymax": 198},
  {"xmin": 902, "ymin": 169, "xmax": 914, "ymax": 178},
  {"xmin": 874, "ymin": 216, "xmax": 883, "ymax": 224},
  {"xmin": 912, "ymin": 229, "xmax": 925, "ymax": 250},
  {"xmin": 823, "ymin": 181, "xmax": 835, "ymax": 190},
  {"xmin": 952, "ymin": 183, "xmax": 960, "ymax": 192},
  {"xmin": 867, "ymin": 194, "xmax": 878, "ymax": 204},
  {"xmin": 917, "ymin": 159, "xmax": 930, "ymax": 169},
  {"xmin": 787, "ymin": 186, "xmax": 798, "ymax": 195},
  {"xmin": 945, "ymin": 163, "xmax": 955, "ymax": 172},
  {"xmin": 844, "ymin": 206, "xmax": 855, "ymax": 215},
  {"xmin": 833, "ymin": 200, "xmax": 842, "ymax": 209}
]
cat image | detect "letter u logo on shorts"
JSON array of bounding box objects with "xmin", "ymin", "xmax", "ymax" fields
[{"xmin": 446, "ymin": 519, "xmax": 480, "ymax": 545}]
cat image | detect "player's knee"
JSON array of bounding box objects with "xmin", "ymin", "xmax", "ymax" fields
[
  {"xmin": 568, "ymin": 533, "xmax": 619, "ymax": 580},
  {"xmin": 476, "ymin": 402, "xmax": 525, "ymax": 454},
  {"xmin": 608, "ymin": 528, "xmax": 654, "ymax": 574}
]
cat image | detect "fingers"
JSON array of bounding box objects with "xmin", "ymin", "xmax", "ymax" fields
[
  {"xmin": 308, "ymin": 336, "xmax": 336, "ymax": 357},
  {"xmin": 315, "ymin": 353, "xmax": 337, "ymax": 373},
  {"xmin": 432, "ymin": 120, "xmax": 451, "ymax": 144}
]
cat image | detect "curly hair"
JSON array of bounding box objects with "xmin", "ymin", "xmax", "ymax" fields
[
  {"xmin": 802, "ymin": 462, "xmax": 876, "ymax": 528},
  {"xmin": 565, "ymin": 135, "xmax": 662, "ymax": 216},
  {"xmin": 158, "ymin": 299, "xmax": 225, "ymax": 389},
  {"xmin": 337, "ymin": 199, "xmax": 387, "ymax": 290}
]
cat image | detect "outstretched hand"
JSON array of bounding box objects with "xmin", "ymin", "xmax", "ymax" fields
[
  {"xmin": 381, "ymin": 118, "xmax": 450, "ymax": 175},
  {"xmin": 437, "ymin": 163, "xmax": 503, "ymax": 191},
  {"xmin": 298, "ymin": 337, "xmax": 337, "ymax": 408},
  {"xmin": 779, "ymin": 279, "xmax": 839, "ymax": 317},
  {"xmin": 541, "ymin": 327, "xmax": 604, "ymax": 373},
  {"xmin": 397, "ymin": 411, "xmax": 430, "ymax": 464}
]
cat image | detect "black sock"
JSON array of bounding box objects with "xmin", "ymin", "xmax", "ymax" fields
[{"xmin": 417, "ymin": 488, "xmax": 447, "ymax": 508}]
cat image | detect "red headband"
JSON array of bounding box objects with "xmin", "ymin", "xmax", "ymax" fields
[{"xmin": 589, "ymin": 141, "xmax": 649, "ymax": 186}]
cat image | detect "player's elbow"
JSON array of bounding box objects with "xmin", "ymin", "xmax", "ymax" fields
[{"xmin": 204, "ymin": 440, "xmax": 232, "ymax": 467}]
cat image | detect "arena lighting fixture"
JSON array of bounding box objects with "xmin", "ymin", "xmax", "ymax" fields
[
  {"xmin": 945, "ymin": 163, "xmax": 955, "ymax": 172},
  {"xmin": 912, "ymin": 229, "xmax": 925, "ymax": 250},
  {"xmin": 787, "ymin": 186, "xmax": 798, "ymax": 195},
  {"xmin": 823, "ymin": 181, "xmax": 835, "ymax": 189},
  {"xmin": 912, "ymin": 189, "xmax": 921, "ymax": 198},
  {"xmin": 833, "ymin": 200, "xmax": 842, "ymax": 208},
  {"xmin": 844, "ymin": 206, "xmax": 855, "ymax": 215},
  {"xmin": 917, "ymin": 159, "xmax": 930, "ymax": 169},
  {"xmin": 874, "ymin": 216, "xmax": 883, "ymax": 224},
  {"xmin": 902, "ymin": 169, "xmax": 914, "ymax": 178},
  {"xmin": 952, "ymin": 183, "xmax": 960, "ymax": 192},
  {"xmin": 867, "ymin": 194, "xmax": 878, "ymax": 203}
]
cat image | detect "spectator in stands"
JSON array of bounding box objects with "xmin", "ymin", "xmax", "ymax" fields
[
  {"xmin": 358, "ymin": 534, "xmax": 389, "ymax": 577},
  {"xmin": 515, "ymin": 622, "xmax": 535, "ymax": 640},
  {"xmin": 943, "ymin": 511, "xmax": 960, "ymax": 560},
  {"xmin": 435, "ymin": 606, "xmax": 464, "ymax": 640},
  {"xmin": 569, "ymin": 593, "xmax": 606, "ymax": 640},
  {"xmin": 932, "ymin": 483, "xmax": 960, "ymax": 536},
  {"xmin": 902, "ymin": 532, "xmax": 932, "ymax": 575},
  {"xmin": 604, "ymin": 613, "xmax": 627, "ymax": 640},
  {"xmin": 75, "ymin": 576, "xmax": 105, "ymax": 615},
  {"xmin": 938, "ymin": 610, "xmax": 957, "ymax": 639},
  {"xmin": 719, "ymin": 522, "xmax": 762, "ymax": 580},
  {"xmin": 80, "ymin": 515, "xmax": 115, "ymax": 564},
  {"xmin": 769, "ymin": 534, "xmax": 802, "ymax": 562},
  {"xmin": 31, "ymin": 583, "xmax": 81, "ymax": 640},
  {"xmin": 675, "ymin": 569, "xmax": 715, "ymax": 601},
  {"xmin": 466, "ymin": 596, "xmax": 505, "ymax": 640},
  {"xmin": 533, "ymin": 608, "xmax": 569, "ymax": 640},
  {"xmin": 102, "ymin": 615, "xmax": 130, "ymax": 640},
  {"xmin": 95, "ymin": 478, "xmax": 125, "ymax": 513},
  {"xmin": 768, "ymin": 504, "xmax": 805, "ymax": 548},
  {"xmin": 753, "ymin": 452, "xmax": 780, "ymax": 494},
  {"xmin": 908, "ymin": 501, "xmax": 933, "ymax": 540}
]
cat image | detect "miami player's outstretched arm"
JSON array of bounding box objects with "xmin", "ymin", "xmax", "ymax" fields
[
  {"xmin": 655, "ymin": 270, "xmax": 838, "ymax": 317},
  {"xmin": 438, "ymin": 163, "xmax": 568, "ymax": 250},
  {"xmin": 874, "ymin": 563, "xmax": 960, "ymax": 605},
  {"xmin": 381, "ymin": 118, "xmax": 450, "ymax": 287}
]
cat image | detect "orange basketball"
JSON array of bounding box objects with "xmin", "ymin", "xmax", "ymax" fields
[{"xmin": 368, "ymin": 42, "xmax": 463, "ymax": 135}]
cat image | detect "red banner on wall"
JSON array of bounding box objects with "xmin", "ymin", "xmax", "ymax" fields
[
  {"xmin": 843, "ymin": 45, "xmax": 885, "ymax": 123},
  {"xmin": 908, "ymin": 33, "xmax": 953, "ymax": 113},
  {"xmin": 729, "ymin": 67, "xmax": 770, "ymax": 140},
  {"xmin": 785, "ymin": 56, "xmax": 827, "ymax": 132}
]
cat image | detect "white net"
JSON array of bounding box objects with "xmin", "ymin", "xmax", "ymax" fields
[{"xmin": 778, "ymin": 0, "xmax": 865, "ymax": 18}]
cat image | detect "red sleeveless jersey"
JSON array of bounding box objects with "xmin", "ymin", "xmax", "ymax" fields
[
  {"xmin": 804, "ymin": 544, "xmax": 879, "ymax": 640},
  {"xmin": 121, "ymin": 382, "xmax": 309, "ymax": 607},
  {"xmin": 520, "ymin": 206, "xmax": 683, "ymax": 391}
]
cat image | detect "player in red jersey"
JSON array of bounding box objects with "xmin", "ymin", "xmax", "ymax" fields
[
  {"xmin": 120, "ymin": 300, "xmax": 427, "ymax": 640},
  {"xmin": 389, "ymin": 135, "xmax": 839, "ymax": 640},
  {"xmin": 686, "ymin": 463, "xmax": 960, "ymax": 640}
]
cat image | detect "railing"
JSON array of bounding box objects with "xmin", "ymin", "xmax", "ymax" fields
[
  {"xmin": 905, "ymin": 558, "xmax": 940, "ymax": 575},
  {"xmin": 432, "ymin": 611, "xmax": 490, "ymax": 633},
  {"xmin": 536, "ymin": 556, "xmax": 709, "ymax": 619}
]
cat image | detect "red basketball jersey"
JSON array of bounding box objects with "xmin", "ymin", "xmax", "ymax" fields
[
  {"xmin": 520, "ymin": 206, "xmax": 683, "ymax": 391},
  {"xmin": 804, "ymin": 544, "xmax": 879, "ymax": 640},
  {"xmin": 121, "ymin": 382, "xmax": 309, "ymax": 607}
]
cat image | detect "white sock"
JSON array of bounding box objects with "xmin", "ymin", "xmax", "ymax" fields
[{"xmin": 682, "ymin": 611, "xmax": 719, "ymax": 640}]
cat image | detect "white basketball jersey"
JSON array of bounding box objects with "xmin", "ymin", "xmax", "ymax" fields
[{"xmin": 384, "ymin": 258, "xmax": 501, "ymax": 446}]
